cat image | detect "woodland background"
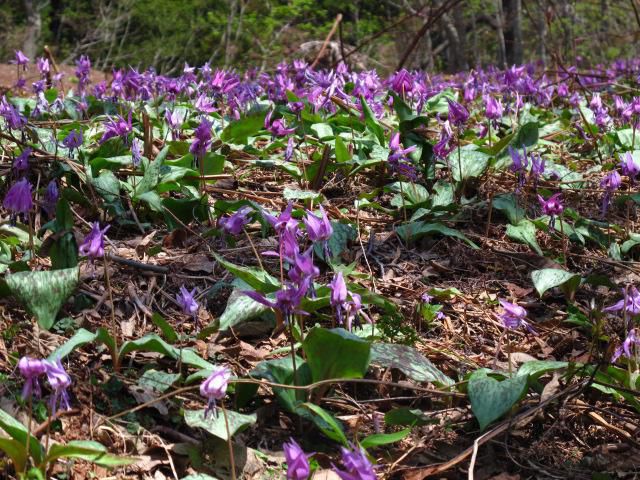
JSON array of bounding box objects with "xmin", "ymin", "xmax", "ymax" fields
[{"xmin": 2, "ymin": 0, "xmax": 640, "ymax": 74}]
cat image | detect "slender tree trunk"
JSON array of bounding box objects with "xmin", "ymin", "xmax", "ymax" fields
[
  {"xmin": 22, "ymin": 0, "xmax": 42, "ymax": 59},
  {"xmin": 495, "ymin": 0, "xmax": 507, "ymax": 68},
  {"xmin": 503, "ymin": 0, "xmax": 523, "ymax": 65}
]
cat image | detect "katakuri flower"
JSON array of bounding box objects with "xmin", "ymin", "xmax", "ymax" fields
[
  {"xmin": 333, "ymin": 444, "xmax": 377, "ymax": 480},
  {"xmin": 43, "ymin": 180, "xmax": 58, "ymax": 217},
  {"xmin": 509, "ymin": 145, "xmax": 528, "ymax": 190},
  {"xmin": 79, "ymin": 222, "xmax": 110, "ymax": 260},
  {"xmin": 131, "ymin": 138, "xmax": 143, "ymax": 167},
  {"xmin": 611, "ymin": 328, "xmax": 639, "ymax": 363},
  {"xmin": 484, "ymin": 94, "xmax": 504, "ymax": 121},
  {"xmin": 304, "ymin": 205, "xmax": 333, "ymax": 243},
  {"xmin": 44, "ymin": 357, "xmax": 72, "ymax": 415},
  {"xmin": 18, "ymin": 356, "xmax": 47, "ymax": 401},
  {"xmin": 189, "ymin": 118, "xmax": 213, "ymax": 161},
  {"xmin": 176, "ymin": 286, "xmax": 199, "ymax": 317},
  {"xmin": 603, "ymin": 286, "xmax": 640, "ymax": 315},
  {"xmin": 62, "ymin": 129, "xmax": 83, "ymax": 154},
  {"xmin": 537, "ymin": 193, "xmax": 563, "ymax": 230},
  {"xmin": 283, "ymin": 438, "xmax": 312, "ymax": 480},
  {"xmin": 619, "ymin": 152, "xmax": 640, "ymax": 183},
  {"xmin": 498, "ymin": 299, "xmax": 531, "ymax": 331},
  {"xmin": 3, "ymin": 178, "xmax": 33, "ymax": 216},
  {"xmin": 219, "ymin": 206, "xmax": 253, "ymax": 236},
  {"xmin": 600, "ymin": 170, "xmax": 621, "ymax": 217},
  {"xmin": 13, "ymin": 148, "xmax": 31, "ymax": 172},
  {"xmin": 388, "ymin": 132, "xmax": 417, "ymax": 180},
  {"xmin": 446, "ymin": 98, "xmax": 469, "ymax": 127},
  {"xmin": 100, "ymin": 112, "xmax": 132, "ymax": 144},
  {"xmin": 200, "ymin": 366, "xmax": 231, "ymax": 417},
  {"xmin": 13, "ymin": 50, "xmax": 29, "ymax": 69}
]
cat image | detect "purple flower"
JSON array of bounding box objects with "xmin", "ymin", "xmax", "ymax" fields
[
  {"xmin": 100, "ymin": 112, "xmax": 132, "ymax": 144},
  {"xmin": 509, "ymin": 145, "xmax": 528, "ymax": 190},
  {"xmin": 44, "ymin": 358, "xmax": 72, "ymax": 415},
  {"xmin": 43, "ymin": 180, "xmax": 59, "ymax": 217},
  {"xmin": 484, "ymin": 95, "xmax": 504, "ymax": 120},
  {"xmin": 13, "ymin": 148, "xmax": 31, "ymax": 172},
  {"xmin": 390, "ymin": 69, "xmax": 413, "ymax": 95},
  {"xmin": 333, "ymin": 444, "xmax": 377, "ymax": 480},
  {"xmin": 0, "ymin": 96, "xmax": 27, "ymax": 130},
  {"xmin": 165, "ymin": 109, "xmax": 183, "ymax": 139},
  {"xmin": 219, "ymin": 206, "xmax": 252, "ymax": 236},
  {"xmin": 604, "ymin": 286, "xmax": 640, "ymax": 315},
  {"xmin": 600, "ymin": 170, "xmax": 621, "ymax": 216},
  {"xmin": 611, "ymin": 328, "xmax": 639, "ymax": 362},
  {"xmin": 200, "ymin": 366, "xmax": 232, "ymax": 417},
  {"xmin": 13, "ymin": 50, "xmax": 29, "ymax": 69},
  {"xmin": 18, "ymin": 356, "xmax": 47, "ymax": 400},
  {"xmin": 283, "ymin": 438, "xmax": 311, "ymax": 480},
  {"xmin": 288, "ymin": 249, "xmax": 319, "ymax": 286},
  {"xmin": 36, "ymin": 57, "xmax": 50, "ymax": 76},
  {"xmin": 538, "ymin": 193, "xmax": 563, "ymax": 229},
  {"xmin": 446, "ymin": 98, "xmax": 469, "ymax": 127},
  {"xmin": 330, "ymin": 272, "xmax": 348, "ymax": 324},
  {"xmin": 263, "ymin": 203, "xmax": 297, "ymax": 235},
  {"xmin": 190, "ymin": 118, "xmax": 213, "ymax": 160},
  {"xmin": 79, "ymin": 222, "xmax": 110, "ymax": 260},
  {"xmin": 131, "ymin": 138, "xmax": 143, "ymax": 167},
  {"xmin": 433, "ymin": 121, "xmax": 456, "ymax": 159},
  {"xmin": 285, "ymin": 137, "xmax": 295, "ymax": 162},
  {"xmin": 619, "ymin": 152, "xmax": 640, "ymax": 182},
  {"xmin": 265, "ymin": 111, "xmax": 295, "ymax": 136},
  {"xmin": 244, "ymin": 279, "xmax": 310, "ymax": 323},
  {"xmin": 498, "ymin": 299, "xmax": 530, "ymax": 331},
  {"xmin": 4, "ymin": 178, "xmax": 33, "ymax": 216},
  {"xmin": 388, "ymin": 132, "xmax": 417, "ymax": 180},
  {"xmin": 75, "ymin": 55, "xmax": 91, "ymax": 93},
  {"xmin": 62, "ymin": 130, "xmax": 83, "ymax": 153},
  {"xmin": 304, "ymin": 206, "xmax": 333, "ymax": 243},
  {"xmin": 176, "ymin": 286, "xmax": 199, "ymax": 317},
  {"xmin": 530, "ymin": 153, "xmax": 545, "ymax": 186}
]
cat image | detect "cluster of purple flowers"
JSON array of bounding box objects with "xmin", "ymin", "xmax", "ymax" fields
[
  {"xmin": 19, "ymin": 356, "xmax": 72, "ymax": 415},
  {"xmin": 282, "ymin": 440, "xmax": 377, "ymax": 479},
  {"xmin": 330, "ymin": 272, "xmax": 369, "ymax": 332},
  {"xmin": 387, "ymin": 132, "xmax": 417, "ymax": 181}
]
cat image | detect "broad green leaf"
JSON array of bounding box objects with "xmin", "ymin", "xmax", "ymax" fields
[
  {"xmin": 468, "ymin": 370, "xmax": 528, "ymax": 430},
  {"xmin": 0, "ymin": 408, "xmax": 44, "ymax": 465},
  {"xmin": 512, "ymin": 121, "xmax": 539, "ymax": 149},
  {"xmin": 360, "ymin": 95, "xmax": 385, "ymax": 145},
  {"xmin": 212, "ymin": 253, "xmax": 280, "ymax": 293},
  {"xmin": 371, "ymin": 343, "xmax": 453, "ymax": 386},
  {"xmin": 302, "ymin": 327, "xmax": 371, "ymax": 382},
  {"xmin": 45, "ymin": 440, "xmax": 135, "ymax": 468},
  {"xmin": 317, "ymin": 221, "xmax": 357, "ymax": 262},
  {"xmin": 135, "ymin": 145, "xmax": 168, "ymax": 196},
  {"xmin": 531, "ymin": 268, "xmax": 581, "ymax": 297},
  {"xmin": 297, "ymin": 402, "xmax": 348, "ymax": 446},
  {"xmin": 202, "ymin": 152, "xmax": 225, "ymax": 176},
  {"xmin": 310, "ymin": 123, "xmax": 333, "ymax": 139},
  {"xmin": 221, "ymin": 111, "xmax": 266, "ymax": 143},
  {"xmin": 151, "ymin": 312, "xmax": 178, "ymax": 343},
  {"xmin": 184, "ymin": 409, "xmax": 256, "ymax": 441},
  {"xmin": 395, "ymin": 222, "xmax": 479, "ymax": 249},
  {"xmin": 450, "ymin": 146, "xmax": 490, "ymax": 181},
  {"xmin": 92, "ymin": 170, "xmax": 120, "ymax": 202},
  {"xmin": 138, "ymin": 369, "xmax": 180, "ymax": 393},
  {"xmin": 136, "ymin": 191, "xmax": 164, "ymax": 212},
  {"xmin": 387, "ymin": 182, "xmax": 429, "ymax": 206},
  {"xmin": 506, "ymin": 220, "xmax": 543, "ymax": 255},
  {"xmin": 119, "ymin": 334, "xmax": 175, "ymax": 358},
  {"xmin": 0, "ymin": 437, "xmax": 27, "ymax": 473},
  {"xmin": 424, "ymin": 89, "xmax": 455, "ymax": 114},
  {"xmin": 6, "ymin": 267, "xmax": 79, "ymax": 330},
  {"xmin": 516, "ymin": 361, "xmax": 568, "ymax": 380},
  {"xmin": 219, "ymin": 289, "xmax": 269, "ymax": 331},
  {"xmin": 384, "ymin": 408, "xmax": 435, "ymax": 427},
  {"xmin": 48, "ymin": 327, "xmax": 116, "ymax": 361},
  {"xmin": 360, "ymin": 428, "xmax": 410, "ymax": 449},
  {"xmin": 335, "ymin": 135, "xmax": 351, "ymax": 163},
  {"xmin": 492, "ymin": 194, "xmax": 524, "ymax": 225}
]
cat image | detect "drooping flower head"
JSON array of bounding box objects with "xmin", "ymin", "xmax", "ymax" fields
[
  {"xmin": 44, "ymin": 358, "xmax": 72, "ymax": 415},
  {"xmin": 611, "ymin": 328, "xmax": 639, "ymax": 363},
  {"xmin": 189, "ymin": 118, "xmax": 213, "ymax": 160},
  {"xmin": 13, "ymin": 51, "xmax": 29, "ymax": 70},
  {"xmin": 600, "ymin": 170, "xmax": 621, "ymax": 217},
  {"xmin": 131, "ymin": 138, "xmax": 143, "ymax": 167},
  {"xmin": 619, "ymin": 152, "xmax": 640, "ymax": 183},
  {"xmin": 263, "ymin": 202, "xmax": 297, "ymax": 235},
  {"xmin": 18, "ymin": 356, "xmax": 47, "ymax": 401},
  {"xmin": 304, "ymin": 205, "xmax": 333, "ymax": 243},
  {"xmin": 333, "ymin": 444, "xmax": 377, "ymax": 480},
  {"xmin": 508, "ymin": 145, "xmax": 528, "ymax": 191},
  {"xmin": 200, "ymin": 366, "xmax": 231, "ymax": 417},
  {"xmin": 3, "ymin": 178, "xmax": 33, "ymax": 217},
  {"xmin": 62, "ymin": 129, "xmax": 83, "ymax": 154},
  {"xmin": 538, "ymin": 193, "xmax": 563, "ymax": 230},
  {"xmin": 264, "ymin": 110, "xmax": 296, "ymax": 136},
  {"xmin": 530, "ymin": 152, "xmax": 545, "ymax": 187},
  {"xmin": 498, "ymin": 299, "xmax": 531, "ymax": 331},
  {"xmin": 388, "ymin": 132, "xmax": 417, "ymax": 180},
  {"xmin": 43, "ymin": 180, "xmax": 59, "ymax": 218},
  {"xmin": 79, "ymin": 222, "xmax": 110, "ymax": 260},
  {"xmin": 283, "ymin": 438, "xmax": 312, "ymax": 480},
  {"xmin": 13, "ymin": 148, "xmax": 31, "ymax": 172},
  {"xmin": 100, "ymin": 112, "xmax": 132, "ymax": 144},
  {"xmin": 603, "ymin": 286, "xmax": 640, "ymax": 315},
  {"xmin": 446, "ymin": 98, "xmax": 469, "ymax": 127},
  {"xmin": 176, "ymin": 286, "xmax": 199, "ymax": 317},
  {"xmin": 484, "ymin": 94, "xmax": 504, "ymax": 121},
  {"xmin": 219, "ymin": 206, "xmax": 253, "ymax": 236}
]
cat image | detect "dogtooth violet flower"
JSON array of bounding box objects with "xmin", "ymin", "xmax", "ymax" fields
[
  {"xmin": 264, "ymin": 110, "xmax": 295, "ymax": 136},
  {"xmin": 176, "ymin": 286, "xmax": 199, "ymax": 317},
  {"xmin": 484, "ymin": 94, "xmax": 504, "ymax": 121},
  {"xmin": 13, "ymin": 50, "xmax": 29, "ymax": 69},
  {"xmin": 603, "ymin": 286, "xmax": 640, "ymax": 315},
  {"xmin": 44, "ymin": 357, "xmax": 72, "ymax": 415},
  {"xmin": 619, "ymin": 152, "xmax": 640, "ymax": 182},
  {"xmin": 131, "ymin": 137, "xmax": 143, "ymax": 166},
  {"xmin": 498, "ymin": 299, "xmax": 532, "ymax": 331},
  {"xmin": 100, "ymin": 112, "xmax": 132, "ymax": 144},
  {"xmin": 189, "ymin": 118, "xmax": 213, "ymax": 161},
  {"xmin": 446, "ymin": 98, "xmax": 469, "ymax": 127},
  {"xmin": 62, "ymin": 129, "xmax": 83, "ymax": 155},
  {"xmin": 333, "ymin": 444, "xmax": 377, "ymax": 480},
  {"xmin": 283, "ymin": 438, "xmax": 312, "ymax": 480},
  {"xmin": 600, "ymin": 170, "xmax": 621, "ymax": 217},
  {"xmin": 530, "ymin": 152, "xmax": 545, "ymax": 187},
  {"xmin": 4, "ymin": 178, "xmax": 33, "ymax": 217},
  {"xmin": 43, "ymin": 180, "xmax": 58, "ymax": 217},
  {"xmin": 219, "ymin": 206, "xmax": 253, "ymax": 236},
  {"xmin": 611, "ymin": 328, "xmax": 639, "ymax": 363},
  {"xmin": 200, "ymin": 365, "xmax": 231, "ymax": 417},
  {"xmin": 388, "ymin": 132, "xmax": 417, "ymax": 180},
  {"xmin": 13, "ymin": 148, "xmax": 31, "ymax": 172},
  {"xmin": 19, "ymin": 356, "xmax": 47, "ymax": 400},
  {"xmin": 79, "ymin": 222, "xmax": 110, "ymax": 260},
  {"xmin": 537, "ymin": 193, "xmax": 563, "ymax": 230},
  {"xmin": 304, "ymin": 205, "xmax": 333, "ymax": 243},
  {"xmin": 508, "ymin": 145, "xmax": 528, "ymax": 190}
]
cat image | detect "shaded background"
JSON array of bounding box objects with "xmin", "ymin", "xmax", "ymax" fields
[{"xmin": 2, "ymin": 0, "xmax": 640, "ymax": 74}]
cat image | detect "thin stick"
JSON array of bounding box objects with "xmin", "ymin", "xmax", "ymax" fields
[
  {"xmin": 310, "ymin": 14, "xmax": 343, "ymax": 69},
  {"xmin": 221, "ymin": 402, "xmax": 237, "ymax": 480},
  {"xmin": 103, "ymin": 253, "xmax": 120, "ymax": 371}
]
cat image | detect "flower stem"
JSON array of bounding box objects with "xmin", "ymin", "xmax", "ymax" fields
[
  {"xmin": 221, "ymin": 402, "xmax": 237, "ymax": 480},
  {"xmin": 103, "ymin": 253, "xmax": 119, "ymax": 371}
]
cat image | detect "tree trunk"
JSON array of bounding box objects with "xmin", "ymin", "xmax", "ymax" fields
[
  {"xmin": 503, "ymin": 0, "xmax": 523, "ymax": 65},
  {"xmin": 22, "ymin": 0, "xmax": 42, "ymax": 59},
  {"xmin": 441, "ymin": 7, "xmax": 467, "ymax": 73},
  {"xmin": 495, "ymin": 0, "xmax": 507, "ymax": 68}
]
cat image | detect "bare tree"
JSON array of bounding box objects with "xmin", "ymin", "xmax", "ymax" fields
[
  {"xmin": 503, "ymin": 0, "xmax": 523, "ymax": 65},
  {"xmin": 22, "ymin": 0, "xmax": 46, "ymax": 59}
]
